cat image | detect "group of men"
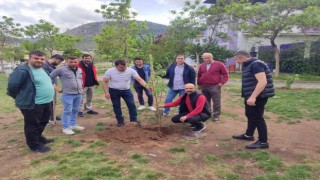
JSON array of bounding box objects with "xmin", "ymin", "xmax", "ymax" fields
[{"xmin": 7, "ymin": 50, "xmax": 274, "ymax": 153}]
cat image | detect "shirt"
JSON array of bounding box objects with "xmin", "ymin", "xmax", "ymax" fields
[
  {"xmin": 30, "ymin": 67, "xmax": 54, "ymax": 104},
  {"xmin": 104, "ymin": 67, "xmax": 139, "ymax": 90},
  {"xmin": 173, "ymin": 65, "xmax": 184, "ymax": 90}
]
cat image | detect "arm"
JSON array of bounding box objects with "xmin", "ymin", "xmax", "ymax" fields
[
  {"xmin": 161, "ymin": 65, "xmax": 170, "ymax": 79},
  {"xmin": 197, "ymin": 66, "xmax": 202, "ymax": 90},
  {"xmin": 185, "ymin": 95, "xmax": 206, "ymax": 118},
  {"xmin": 158, "ymin": 96, "xmax": 182, "ymax": 108},
  {"xmin": 189, "ymin": 66, "xmax": 196, "ymax": 84},
  {"xmin": 220, "ymin": 63, "xmax": 229, "ymax": 86},
  {"xmin": 134, "ymin": 75, "xmax": 148, "ymax": 87},
  {"xmin": 247, "ymin": 72, "xmax": 267, "ymax": 105},
  {"xmin": 102, "ymin": 77, "xmax": 110, "ymax": 99},
  {"xmin": 7, "ymin": 69, "xmax": 26, "ymax": 99},
  {"xmin": 93, "ymin": 65, "xmax": 100, "ymax": 86}
]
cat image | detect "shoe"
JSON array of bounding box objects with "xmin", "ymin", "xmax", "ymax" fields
[
  {"xmin": 87, "ymin": 110, "xmax": 98, "ymax": 114},
  {"xmin": 162, "ymin": 113, "xmax": 169, "ymax": 117},
  {"xmin": 137, "ymin": 105, "xmax": 146, "ymax": 110},
  {"xmin": 189, "ymin": 124, "xmax": 196, "ymax": 129},
  {"xmin": 148, "ymin": 106, "xmax": 157, "ymax": 111},
  {"xmin": 78, "ymin": 112, "xmax": 84, "ymax": 117},
  {"xmin": 246, "ymin": 141, "xmax": 269, "ymax": 149},
  {"xmin": 192, "ymin": 124, "xmax": 206, "ymax": 132},
  {"xmin": 46, "ymin": 121, "xmax": 54, "ymax": 127},
  {"xmin": 63, "ymin": 128, "xmax": 75, "ymax": 135},
  {"xmin": 232, "ymin": 134, "xmax": 255, "ymax": 141},
  {"xmin": 117, "ymin": 123, "xmax": 125, "ymax": 127},
  {"xmin": 31, "ymin": 146, "xmax": 51, "ymax": 153},
  {"xmin": 213, "ymin": 117, "xmax": 220, "ymax": 121},
  {"xmin": 56, "ymin": 116, "xmax": 61, "ymax": 121},
  {"xmin": 70, "ymin": 125, "xmax": 85, "ymax": 131},
  {"xmin": 39, "ymin": 136, "xmax": 54, "ymax": 144}
]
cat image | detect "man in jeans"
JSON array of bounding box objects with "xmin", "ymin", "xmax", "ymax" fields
[
  {"xmin": 50, "ymin": 56, "xmax": 85, "ymax": 135},
  {"xmin": 162, "ymin": 54, "xmax": 195, "ymax": 116},
  {"xmin": 7, "ymin": 50, "xmax": 54, "ymax": 153},
  {"xmin": 197, "ymin": 53, "xmax": 229, "ymax": 121},
  {"xmin": 102, "ymin": 60, "xmax": 150, "ymax": 127},
  {"xmin": 77, "ymin": 54, "xmax": 99, "ymax": 117},
  {"xmin": 131, "ymin": 57, "xmax": 156, "ymax": 111}
]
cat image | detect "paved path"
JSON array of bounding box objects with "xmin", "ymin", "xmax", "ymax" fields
[{"xmin": 226, "ymin": 79, "xmax": 320, "ymax": 89}]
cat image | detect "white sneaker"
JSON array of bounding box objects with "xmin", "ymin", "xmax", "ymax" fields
[
  {"xmin": 63, "ymin": 128, "xmax": 75, "ymax": 135},
  {"xmin": 137, "ymin": 105, "xmax": 146, "ymax": 110},
  {"xmin": 70, "ymin": 125, "xmax": 85, "ymax": 131},
  {"xmin": 148, "ymin": 106, "xmax": 157, "ymax": 111}
]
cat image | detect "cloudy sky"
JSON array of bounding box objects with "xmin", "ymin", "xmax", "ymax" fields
[{"xmin": 0, "ymin": 0, "xmax": 194, "ymax": 32}]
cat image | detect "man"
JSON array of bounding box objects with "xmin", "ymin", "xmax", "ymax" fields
[
  {"xmin": 232, "ymin": 51, "xmax": 275, "ymax": 149},
  {"xmin": 77, "ymin": 54, "xmax": 99, "ymax": 117},
  {"xmin": 42, "ymin": 54, "xmax": 64, "ymax": 124},
  {"xmin": 131, "ymin": 57, "xmax": 156, "ymax": 111},
  {"xmin": 197, "ymin": 53, "xmax": 229, "ymax": 121},
  {"xmin": 162, "ymin": 54, "xmax": 196, "ymax": 116},
  {"xmin": 158, "ymin": 83, "xmax": 211, "ymax": 132},
  {"xmin": 102, "ymin": 60, "xmax": 150, "ymax": 127},
  {"xmin": 50, "ymin": 56, "xmax": 85, "ymax": 135},
  {"xmin": 7, "ymin": 50, "xmax": 54, "ymax": 153}
]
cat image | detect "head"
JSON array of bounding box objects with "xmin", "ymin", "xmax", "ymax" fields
[
  {"xmin": 82, "ymin": 54, "xmax": 93, "ymax": 65},
  {"xmin": 114, "ymin": 60, "xmax": 127, "ymax": 72},
  {"xmin": 175, "ymin": 54, "xmax": 185, "ymax": 66},
  {"xmin": 233, "ymin": 51, "xmax": 251, "ymax": 64},
  {"xmin": 202, "ymin": 53, "xmax": 213, "ymax": 64},
  {"xmin": 49, "ymin": 54, "xmax": 64, "ymax": 66},
  {"xmin": 184, "ymin": 83, "xmax": 196, "ymax": 95},
  {"xmin": 134, "ymin": 57, "xmax": 144, "ymax": 67},
  {"xmin": 66, "ymin": 56, "xmax": 78, "ymax": 69},
  {"xmin": 28, "ymin": 50, "xmax": 46, "ymax": 68}
]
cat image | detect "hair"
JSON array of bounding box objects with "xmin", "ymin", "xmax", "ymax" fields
[
  {"xmin": 175, "ymin": 54, "xmax": 185, "ymax": 59},
  {"xmin": 82, "ymin": 54, "xmax": 92, "ymax": 59},
  {"xmin": 29, "ymin": 50, "xmax": 46, "ymax": 58},
  {"xmin": 67, "ymin": 56, "xmax": 78, "ymax": 60},
  {"xmin": 114, "ymin": 59, "xmax": 127, "ymax": 66},
  {"xmin": 50, "ymin": 54, "xmax": 64, "ymax": 61},
  {"xmin": 134, "ymin": 57, "xmax": 143, "ymax": 61},
  {"xmin": 233, "ymin": 51, "xmax": 251, "ymax": 57}
]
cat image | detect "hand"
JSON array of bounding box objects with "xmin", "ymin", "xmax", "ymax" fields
[
  {"xmin": 54, "ymin": 87, "xmax": 62, "ymax": 93},
  {"xmin": 180, "ymin": 116, "xmax": 187, "ymax": 122},
  {"xmin": 158, "ymin": 104, "xmax": 165, "ymax": 108},
  {"xmin": 219, "ymin": 83, "xmax": 223, "ymax": 86},
  {"xmin": 246, "ymin": 97, "xmax": 256, "ymax": 106},
  {"xmin": 198, "ymin": 85, "xmax": 202, "ymax": 90},
  {"xmin": 146, "ymin": 86, "xmax": 153, "ymax": 91},
  {"xmin": 105, "ymin": 93, "xmax": 110, "ymax": 100}
]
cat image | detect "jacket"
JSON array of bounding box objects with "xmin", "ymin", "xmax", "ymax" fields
[
  {"xmin": 7, "ymin": 63, "xmax": 36, "ymax": 109},
  {"xmin": 130, "ymin": 64, "xmax": 151, "ymax": 82},
  {"xmin": 179, "ymin": 92, "xmax": 211, "ymax": 117},
  {"xmin": 77, "ymin": 61, "xmax": 99, "ymax": 87},
  {"xmin": 197, "ymin": 61, "xmax": 229, "ymax": 86},
  {"xmin": 162, "ymin": 63, "xmax": 196, "ymax": 89}
]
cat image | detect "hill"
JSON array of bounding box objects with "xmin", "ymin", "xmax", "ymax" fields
[{"xmin": 64, "ymin": 21, "xmax": 167, "ymax": 50}]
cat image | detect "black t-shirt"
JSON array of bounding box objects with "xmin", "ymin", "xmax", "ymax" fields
[
  {"xmin": 83, "ymin": 64, "xmax": 95, "ymax": 87},
  {"xmin": 135, "ymin": 66, "xmax": 145, "ymax": 87}
]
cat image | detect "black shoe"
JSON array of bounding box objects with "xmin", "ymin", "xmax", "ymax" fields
[
  {"xmin": 246, "ymin": 141, "xmax": 269, "ymax": 149},
  {"xmin": 117, "ymin": 122, "xmax": 125, "ymax": 127},
  {"xmin": 56, "ymin": 116, "xmax": 61, "ymax": 121},
  {"xmin": 192, "ymin": 124, "xmax": 206, "ymax": 132},
  {"xmin": 87, "ymin": 110, "xmax": 98, "ymax": 115},
  {"xmin": 232, "ymin": 134, "xmax": 255, "ymax": 141},
  {"xmin": 31, "ymin": 146, "xmax": 51, "ymax": 153},
  {"xmin": 78, "ymin": 112, "xmax": 84, "ymax": 117},
  {"xmin": 39, "ymin": 136, "xmax": 55, "ymax": 144}
]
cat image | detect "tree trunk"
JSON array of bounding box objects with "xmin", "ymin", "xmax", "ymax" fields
[{"xmin": 271, "ymin": 40, "xmax": 280, "ymax": 77}]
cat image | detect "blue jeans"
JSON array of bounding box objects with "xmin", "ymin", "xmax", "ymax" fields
[
  {"xmin": 61, "ymin": 94, "xmax": 82, "ymax": 129},
  {"xmin": 109, "ymin": 88, "xmax": 137, "ymax": 124},
  {"xmin": 163, "ymin": 88, "xmax": 185, "ymax": 114}
]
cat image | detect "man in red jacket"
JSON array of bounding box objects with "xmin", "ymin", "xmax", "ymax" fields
[
  {"xmin": 77, "ymin": 54, "xmax": 99, "ymax": 117},
  {"xmin": 158, "ymin": 83, "xmax": 211, "ymax": 132},
  {"xmin": 197, "ymin": 53, "xmax": 229, "ymax": 121}
]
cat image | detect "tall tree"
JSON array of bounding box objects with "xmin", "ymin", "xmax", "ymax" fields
[
  {"xmin": 0, "ymin": 16, "xmax": 23, "ymax": 71},
  {"xmin": 226, "ymin": 0, "xmax": 320, "ymax": 76}
]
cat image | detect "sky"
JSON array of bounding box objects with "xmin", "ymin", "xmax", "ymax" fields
[{"xmin": 0, "ymin": 0, "xmax": 194, "ymax": 33}]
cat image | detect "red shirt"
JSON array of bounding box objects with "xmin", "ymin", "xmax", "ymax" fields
[
  {"xmin": 164, "ymin": 94, "xmax": 207, "ymax": 118},
  {"xmin": 197, "ymin": 61, "xmax": 229, "ymax": 86}
]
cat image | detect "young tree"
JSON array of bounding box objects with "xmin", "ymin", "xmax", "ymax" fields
[{"xmin": 226, "ymin": 0, "xmax": 320, "ymax": 76}]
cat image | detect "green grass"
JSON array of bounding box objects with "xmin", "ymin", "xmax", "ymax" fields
[
  {"xmin": 254, "ymin": 164, "xmax": 312, "ymax": 180},
  {"xmin": 169, "ymin": 147, "xmax": 186, "ymax": 153},
  {"xmin": 66, "ymin": 139, "xmax": 83, "ymax": 147},
  {"xmin": 88, "ymin": 140, "xmax": 107, "ymax": 148},
  {"xmin": 204, "ymin": 154, "xmax": 221, "ymax": 163},
  {"xmin": 131, "ymin": 153, "xmax": 150, "ymax": 164},
  {"xmin": 253, "ymin": 151, "xmax": 284, "ymax": 172},
  {"xmin": 0, "ymin": 74, "xmax": 17, "ymax": 113},
  {"xmin": 95, "ymin": 122, "xmax": 105, "ymax": 131}
]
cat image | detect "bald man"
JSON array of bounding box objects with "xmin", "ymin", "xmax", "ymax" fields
[
  {"xmin": 197, "ymin": 53, "xmax": 229, "ymax": 121},
  {"xmin": 158, "ymin": 83, "xmax": 211, "ymax": 132}
]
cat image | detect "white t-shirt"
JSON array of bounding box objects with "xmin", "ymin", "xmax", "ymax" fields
[{"xmin": 104, "ymin": 67, "xmax": 139, "ymax": 90}]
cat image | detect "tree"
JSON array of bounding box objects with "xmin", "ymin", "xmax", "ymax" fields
[
  {"xmin": 0, "ymin": 16, "xmax": 23, "ymax": 71},
  {"xmin": 226, "ymin": 0, "xmax": 320, "ymax": 76}
]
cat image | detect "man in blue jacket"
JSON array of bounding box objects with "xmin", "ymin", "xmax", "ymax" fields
[
  {"xmin": 7, "ymin": 51, "xmax": 55, "ymax": 153},
  {"xmin": 131, "ymin": 57, "xmax": 156, "ymax": 111},
  {"xmin": 162, "ymin": 54, "xmax": 196, "ymax": 116}
]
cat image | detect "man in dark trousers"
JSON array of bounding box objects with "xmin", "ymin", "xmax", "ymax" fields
[
  {"xmin": 158, "ymin": 83, "xmax": 211, "ymax": 132},
  {"xmin": 77, "ymin": 54, "xmax": 99, "ymax": 117},
  {"xmin": 232, "ymin": 51, "xmax": 275, "ymax": 149},
  {"xmin": 7, "ymin": 50, "xmax": 54, "ymax": 153},
  {"xmin": 42, "ymin": 54, "xmax": 64, "ymax": 125}
]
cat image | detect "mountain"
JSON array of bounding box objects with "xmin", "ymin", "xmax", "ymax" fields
[{"xmin": 64, "ymin": 21, "xmax": 167, "ymax": 51}]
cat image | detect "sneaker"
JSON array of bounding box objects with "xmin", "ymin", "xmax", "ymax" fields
[
  {"xmin": 39, "ymin": 136, "xmax": 54, "ymax": 145},
  {"xmin": 246, "ymin": 141, "xmax": 269, "ymax": 149},
  {"xmin": 31, "ymin": 146, "xmax": 51, "ymax": 153},
  {"xmin": 148, "ymin": 106, "xmax": 157, "ymax": 111},
  {"xmin": 78, "ymin": 112, "xmax": 84, "ymax": 117},
  {"xmin": 192, "ymin": 124, "xmax": 206, "ymax": 132},
  {"xmin": 46, "ymin": 121, "xmax": 54, "ymax": 127},
  {"xmin": 70, "ymin": 125, "xmax": 85, "ymax": 131},
  {"xmin": 63, "ymin": 128, "xmax": 75, "ymax": 135},
  {"xmin": 137, "ymin": 105, "xmax": 146, "ymax": 110},
  {"xmin": 87, "ymin": 110, "xmax": 98, "ymax": 115},
  {"xmin": 232, "ymin": 134, "xmax": 255, "ymax": 141},
  {"xmin": 117, "ymin": 123, "xmax": 125, "ymax": 127},
  {"xmin": 213, "ymin": 117, "xmax": 220, "ymax": 121}
]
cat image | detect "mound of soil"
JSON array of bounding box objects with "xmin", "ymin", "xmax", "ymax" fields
[{"xmin": 97, "ymin": 123, "xmax": 183, "ymax": 144}]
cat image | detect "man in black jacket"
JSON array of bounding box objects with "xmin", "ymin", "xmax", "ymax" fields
[{"xmin": 232, "ymin": 51, "xmax": 275, "ymax": 149}]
